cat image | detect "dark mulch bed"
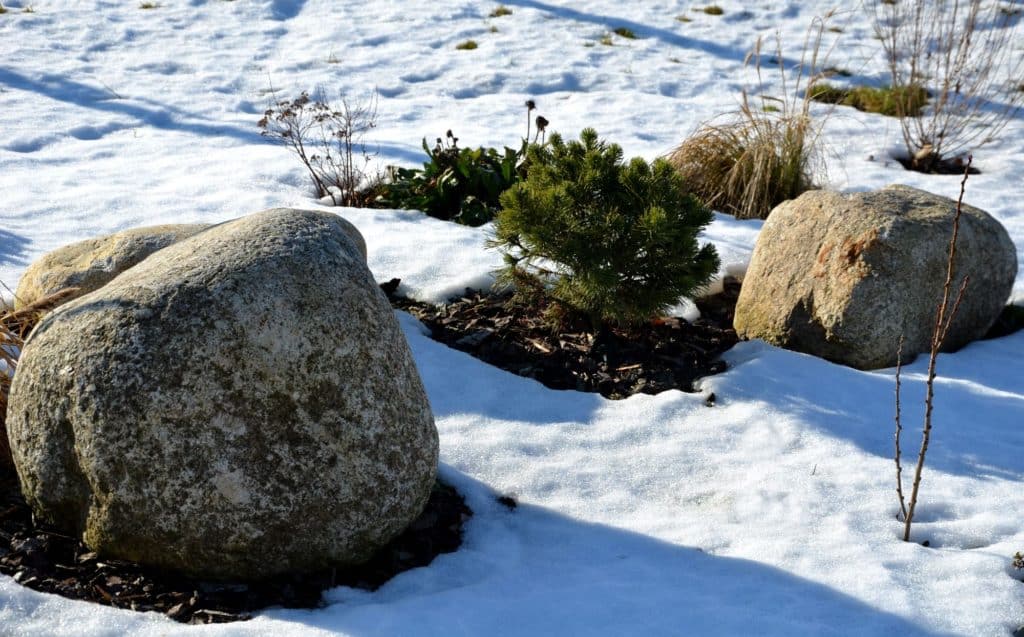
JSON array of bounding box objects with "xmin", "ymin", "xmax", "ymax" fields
[
  {"xmin": 384, "ymin": 277, "xmax": 742, "ymax": 399},
  {"xmin": 894, "ymin": 155, "xmax": 981, "ymax": 175},
  {"xmin": 0, "ymin": 470, "xmax": 471, "ymax": 624}
]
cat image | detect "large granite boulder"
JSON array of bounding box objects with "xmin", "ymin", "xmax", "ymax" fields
[
  {"xmin": 733, "ymin": 185, "xmax": 1017, "ymax": 369},
  {"xmin": 7, "ymin": 208, "xmax": 437, "ymax": 580},
  {"xmin": 14, "ymin": 224, "xmax": 211, "ymax": 309}
]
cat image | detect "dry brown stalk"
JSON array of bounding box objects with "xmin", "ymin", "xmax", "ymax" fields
[
  {"xmin": 896, "ymin": 156, "xmax": 972, "ymax": 542},
  {"xmin": 894, "ymin": 334, "xmax": 907, "ymax": 522},
  {"xmin": 871, "ymin": 1, "xmax": 1024, "ymax": 170}
]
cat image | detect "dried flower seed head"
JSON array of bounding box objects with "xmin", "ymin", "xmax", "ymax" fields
[
  {"xmin": 535, "ymin": 116, "xmax": 549, "ymax": 132},
  {"xmin": 526, "ymin": 99, "xmax": 536, "ymax": 111}
]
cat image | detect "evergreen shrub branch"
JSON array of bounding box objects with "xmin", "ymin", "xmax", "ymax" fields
[{"xmin": 490, "ymin": 128, "xmax": 719, "ymax": 328}]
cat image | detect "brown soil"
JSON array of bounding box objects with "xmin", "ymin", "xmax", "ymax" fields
[
  {"xmin": 385, "ymin": 277, "xmax": 741, "ymax": 399},
  {"xmin": 0, "ymin": 471, "xmax": 471, "ymax": 624},
  {"xmin": 894, "ymin": 154, "xmax": 981, "ymax": 175}
]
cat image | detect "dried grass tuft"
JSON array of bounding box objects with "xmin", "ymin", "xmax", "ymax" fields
[
  {"xmin": 667, "ymin": 15, "xmax": 835, "ymax": 220},
  {"xmin": 667, "ymin": 103, "xmax": 817, "ymax": 220}
]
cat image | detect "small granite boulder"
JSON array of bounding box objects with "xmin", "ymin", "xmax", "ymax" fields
[
  {"xmin": 7, "ymin": 208, "xmax": 437, "ymax": 580},
  {"xmin": 14, "ymin": 224, "xmax": 211, "ymax": 309},
  {"xmin": 733, "ymin": 185, "xmax": 1017, "ymax": 369}
]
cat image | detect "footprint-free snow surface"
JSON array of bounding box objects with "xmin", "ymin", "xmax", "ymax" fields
[{"xmin": 2, "ymin": 1, "xmax": 1023, "ymax": 635}]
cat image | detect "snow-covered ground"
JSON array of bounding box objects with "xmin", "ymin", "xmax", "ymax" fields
[{"xmin": 2, "ymin": 1, "xmax": 1023, "ymax": 635}]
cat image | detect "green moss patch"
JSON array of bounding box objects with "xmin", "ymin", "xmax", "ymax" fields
[{"xmin": 809, "ymin": 83, "xmax": 929, "ymax": 117}]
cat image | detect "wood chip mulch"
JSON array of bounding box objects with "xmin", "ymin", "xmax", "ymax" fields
[
  {"xmin": 384, "ymin": 277, "xmax": 742, "ymax": 399},
  {"xmin": 0, "ymin": 471, "xmax": 471, "ymax": 624}
]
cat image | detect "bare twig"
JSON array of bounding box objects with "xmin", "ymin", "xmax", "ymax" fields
[
  {"xmin": 894, "ymin": 334, "xmax": 907, "ymax": 521},
  {"xmin": 871, "ymin": 1, "xmax": 1024, "ymax": 168},
  {"xmin": 901, "ymin": 155, "xmax": 972, "ymax": 542}
]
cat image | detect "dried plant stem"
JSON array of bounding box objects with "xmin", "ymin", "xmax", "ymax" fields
[
  {"xmin": 899, "ymin": 156, "xmax": 972, "ymax": 542},
  {"xmin": 894, "ymin": 334, "xmax": 907, "ymax": 522},
  {"xmin": 872, "ymin": 1, "xmax": 1024, "ymax": 168}
]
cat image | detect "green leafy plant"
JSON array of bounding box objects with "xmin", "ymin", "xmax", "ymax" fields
[
  {"xmin": 809, "ymin": 82, "xmax": 929, "ymax": 117},
  {"xmin": 613, "ymin": 27, "xmax": 637, "ymax": 39},
  {"xmin": 380, "ymin": 131, "xmax": 525, "ymax": 227},
  {"xmin": 490, "ymin": 128, "xmax": 719, "ymax": 328},
  {"xmin": 378, "ymin": 102, "xmax": 549, "ymax": 226},
  {"xmin": 667, "ymin": 15, "xmax": 835, "ymax": 219}
]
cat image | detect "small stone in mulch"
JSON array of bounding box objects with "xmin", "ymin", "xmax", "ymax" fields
[
  {"xmin": 385, "ymin": 277, "xmax": 741, "ymax": 399},
  {"xmin": 0, "ymin": 471, "xmax": 471, "ymax": 624}
]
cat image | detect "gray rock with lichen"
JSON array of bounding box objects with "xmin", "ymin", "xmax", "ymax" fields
[
  {"xmin": 7, "ymin": 208, "xmax": 437, "ymax": 580},
  {"xmin": 14, "ymin": 224, "xmax": 211, "ymax": 309},
  {"xmin": 733, "ymin": 185, "xmax": 1016, "ymax": 369}
]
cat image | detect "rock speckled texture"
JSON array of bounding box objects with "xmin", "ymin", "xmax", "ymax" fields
[
  {"xmin": 7, "ymin": 208, "xmax": 437, "ymax": 580},
  {"xmin": 14, "ymin": 224, "xmax": 211, "ymax": 309},
  {"xmin": 733, "ymin": 185, "xmax": 1017, "ymax": 369}
]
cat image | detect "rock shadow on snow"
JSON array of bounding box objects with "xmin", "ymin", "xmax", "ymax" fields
[{"xmin": 288, "ymin": 471, "xmax": 954, "ymax": 637}]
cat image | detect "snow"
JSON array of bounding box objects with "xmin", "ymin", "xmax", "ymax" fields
[{"xmin": 1, "ymin": 0, "xmax": 1023, "ymax": 635}]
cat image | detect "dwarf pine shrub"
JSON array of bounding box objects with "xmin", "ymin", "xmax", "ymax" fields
[{"xmin": 491, "ymin": 128, "xmax": 719, "ymax": 328}]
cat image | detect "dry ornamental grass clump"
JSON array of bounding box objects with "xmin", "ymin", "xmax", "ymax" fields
[{"xmin": 668, "ymin": 16, "xmax": 835, "ymax": 219}]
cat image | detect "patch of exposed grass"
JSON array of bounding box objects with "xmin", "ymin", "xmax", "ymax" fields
[
  {"xmin": 139, "ymin": 1, "xmax": 159, "ymax": 7},
  {"xmin": 809, "ymin": 82, "xmax": 929, "ymax": 117},
  {"xmin": 455, "ymin": 39, "xmax": 478, "ymax": 50},
  {"xmin": 489, "ymin": 5, "xmax": 512, "ymax": 18},
  {"xmin": 599, "ymin": 33, "xmax": 614, "ymax": 46},
  {"xmin": 676, "ymin": 15, "xmax": 693, "ymax": 22},
  {"xmin": 822, "ymin": 66, "xmax": 852, "ymax": 78},
  {"xmin": 698, "ymin": 5, "xmax": 724, "ymax": 15},
  {"xmin": 613, "ymin": 27, "xmax": 637, "ymax": 39}
]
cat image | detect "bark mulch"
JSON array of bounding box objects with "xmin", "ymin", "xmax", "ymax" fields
[
  {"xmin": 384, "ymin": 276, "xmax": 742, "ymax": 399},
  {"xmin": 0, "ymin": 472, "xmax": 471, "ymax": 624}
]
